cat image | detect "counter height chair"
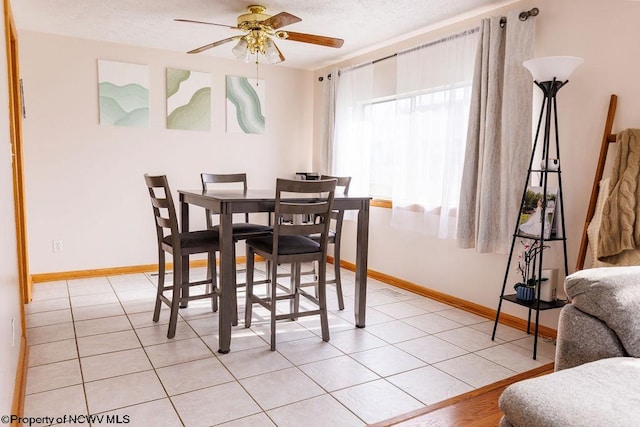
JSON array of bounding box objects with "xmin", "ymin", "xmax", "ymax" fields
[
  {"xmin": 300, "ymin": 174, "xmax": 351, "ymax": 310},
  {"xmin": 144, "ymin": 174, "xmax": 220, "ymax": 339},
  {"xmin": 244, "ymin": 178, "xmax": 337, "ymax": 350},
  {"xmin": 200, "ymin": 173, "xmax": 272, "ymax": 321}
]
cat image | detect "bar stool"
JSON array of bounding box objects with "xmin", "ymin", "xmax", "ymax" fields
[
  {"xmin": 244, "ymin": 178, "xmax": 337, "ymax": 350},
  {"xmin": 144, "ymin": 174, "xmax": 220, "ymax": 338}
]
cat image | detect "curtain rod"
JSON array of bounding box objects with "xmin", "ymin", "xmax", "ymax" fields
[
  {"xmin": 500, "ymin": 7, "xmax": 539, "ymax": 28},
  {"xmin": 318, "ymin": 6, "xmax": 540, "ymax": 82},
  {"xmin": 318, "ymin": 27, "xmax": 478, "ymax": 81}
]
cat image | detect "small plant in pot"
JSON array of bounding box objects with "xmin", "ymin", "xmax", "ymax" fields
[{"xmin": 514, "ymin": 240, "xmax": 548, "ymax": 301}]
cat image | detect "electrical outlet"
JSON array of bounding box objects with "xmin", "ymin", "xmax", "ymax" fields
[{"xmin": 53, "ymin": 240, "xmax": 63, "ymax": 252}]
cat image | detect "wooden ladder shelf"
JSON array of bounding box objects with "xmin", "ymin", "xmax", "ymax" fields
[{"xmin": 575, "ymin": 94, "xmax": 618, "ymax": 270}]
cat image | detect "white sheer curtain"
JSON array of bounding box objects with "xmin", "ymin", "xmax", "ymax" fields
[
  {"xmin": 332, "ymin": 64, "xmax": 374, "ymax": 196},
  {"xmin": 391, "ymin": 29, "xmax": 479, "ymax": 238}
]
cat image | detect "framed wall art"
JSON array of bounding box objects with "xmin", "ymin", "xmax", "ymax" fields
[
  {"xmin": 166, "ymin": 68, "xmax": 211, "ymax": 131},
  {"xmin": 226, "ymin": 75, "xmax": 265, "ymax": 134},
  {"xmin": 98, "ymin": 60, "xmax": 149, "ymax": 127}
]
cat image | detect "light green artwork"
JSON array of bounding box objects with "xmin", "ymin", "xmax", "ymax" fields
[
  {"xmin": 98, "ymin": 60, "xmax": 149, "ymax": 127},
  {"xmin": 166, "ymin": 68, "xmax": 211, "ymax": 131},
  {"xmin": 226, "ymin": 75, "xmax": 265, "ymax": 134}
]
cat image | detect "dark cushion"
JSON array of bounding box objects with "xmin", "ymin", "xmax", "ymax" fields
[
  {"xmin": 212, "ymin": 223, "xmax": 272, "ymax": 239},
  {"xmin": 246, "ymin": 235, "xmax": 320, "ymax": 255},
  {"xmin": 163, "ymin": 230, "xmax": 219, "ymax": 249}
]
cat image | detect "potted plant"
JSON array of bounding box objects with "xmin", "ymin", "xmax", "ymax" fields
[{"xmin": 514, "ymin": 240, "xmax": 548, "ymax": 301}]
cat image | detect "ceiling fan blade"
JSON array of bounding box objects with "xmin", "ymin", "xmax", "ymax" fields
[
  {"xmin": 175, "ymin": 18, "xmax": 238, "ymax": 30},
  {"xmin": 274, "ymin": 43, "xmax": 286, "ymax": 63},
  {"xmin": 260, "ymin": 12, "xmax": 301, "ymax": 29},
  {"xmin": 187, "ymin": 37, "xmax": 238, "ymax": 54},
  {"xmin": 280, "ymin": 31, "xmax": 344, "ymax": 48}
]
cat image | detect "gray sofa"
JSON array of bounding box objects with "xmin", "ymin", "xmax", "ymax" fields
[{"xmin": 499, "ymin": 266, "xmax": 640, "ymax": 427}]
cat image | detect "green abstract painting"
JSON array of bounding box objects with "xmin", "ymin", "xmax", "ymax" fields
[
  {"xmin": 226, "ymin": 75, "xmax": 265, "ymax": 134},
  {"xmin": 166, "ymin": 68, "xmax": 211, "ymax": 131},
  {"xmin": 98, "ymin": 60, "xmax": 149, "ymax": 127}
]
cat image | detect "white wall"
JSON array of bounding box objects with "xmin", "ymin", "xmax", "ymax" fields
[
  {"xmin": 313, "ymin": 0, "xmax": 640, "ymax": 328},
  {"xmin": 19, "ymin": 31, "xmax": 314, "ymax": 274},
  {"xmin": 0, "ymin": 0, "xmax": 23, "ymax": 416}
]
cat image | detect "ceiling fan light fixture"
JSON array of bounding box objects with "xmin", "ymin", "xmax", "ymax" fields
[
  {"xmin": 178, "ymin": 5, "xmax": 343, "ymax": 64},
  {"xmin": 265, "ymin": 39, "xmax": 281, "ymax": 64},
  {"xmin": 232, "ymin": 38, "xmax": 251, "ymax": 63}
]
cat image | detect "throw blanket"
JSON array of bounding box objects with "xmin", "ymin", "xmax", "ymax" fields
[
  {"xmin": 598, "ymin": 128, "xmax": 640, "ymax": 262},
  {"xmin": 588, "ymin": 177, "xmax": 640, "ymax": 266}
]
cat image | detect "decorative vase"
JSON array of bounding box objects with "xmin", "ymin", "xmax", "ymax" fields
[{"xmin": 516, "ymin": 286, "xmax": 535, "ymax": 302}]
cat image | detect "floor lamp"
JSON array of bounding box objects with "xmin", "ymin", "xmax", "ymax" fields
[
  {"xmin": 492, "ymin": 56, "xmax": 583, "ymax": 359},
  {"xmin": 523, "ymin": 56, "xmax": 583, "ymax": 358}
]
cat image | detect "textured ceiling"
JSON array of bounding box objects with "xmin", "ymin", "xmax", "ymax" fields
[{"xmin": 11, "ymin": 0, "xmax": 513, "ymax": 70}]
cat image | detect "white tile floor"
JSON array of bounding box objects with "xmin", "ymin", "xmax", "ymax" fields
[{"xmin": 23, "ymin": 264, "xmax": 557, "ymax": 426}]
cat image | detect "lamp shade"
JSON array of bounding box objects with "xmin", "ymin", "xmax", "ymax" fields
[
  {"xmin": 523, "ymin": 56, "xmax": 584, "ymax": 82},
  {"xmin": 265, "ymin": 39, "xmax": 281, "ymax": 64},
  {"xmin": 232, "ymin": 38, "xmax": 251, "ymax": 63}
]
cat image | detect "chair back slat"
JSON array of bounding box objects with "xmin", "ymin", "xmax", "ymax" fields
[
  {"xmin": 201, "ymin": 173, "xmax": 249, "ymax": 188},
  {"xmin": 278, "ymin": 223, "xmax": 326, "ymax": 236},
  {"xmin": 150, "ymin": 197, "xmax": 171, "ymax": 210},
  {"xmin": 155, "ymin": 217, "xmax": 173, "ymax": 229},
  {"xmin": 144, "ymin": 174, "xmax": 180, "ymax": 249},
  {"xmin": 279, "ymin": 202, "xmax": 328, "ymax": 216}
]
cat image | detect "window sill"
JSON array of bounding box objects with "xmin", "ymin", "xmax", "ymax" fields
[{"xmin": 371, "ymin": 199, "xmax": 392, "ymax": 209}]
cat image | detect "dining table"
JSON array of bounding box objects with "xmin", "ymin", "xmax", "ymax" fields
[{"xmin": 178, "ymin": 188, "xmax": 372, "ymax": 353}]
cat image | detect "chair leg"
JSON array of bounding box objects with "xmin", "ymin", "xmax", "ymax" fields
[
  {"xmin": 292, "ymin": 262, "xmax": 301, "ymax": 320},
  {"xmin": 270, "ymin": 257, "xmax": 278, "ymax": 351},
  {"xmin": 313, "ymin": 260, "xmax": 320, "ymax": 298},
  {"xmin": 208, "ymin": 251, "xmax": 218, "ymax": 313},
  {"xmin": 153, "ymin": 249, "xmax": 165, "ymax": 322},
  {"xmin": 333, "ymin": 244, "xmax": 345, "ymax": 310},
  {"xmin": 232, "ymin": 244, "xmax": 239, "ymax": 326},
  {"xmin": 179, "ymin": 255, "xmax": 189, "ymax": 308},
  {"xmin": 317, "ymin": 263, "xmax": 330, "ymax": 343},
  {"xmin": 244, "ymin": 248, "xmax": 255, "ymax": 328},
  {"xmin": 167, "ymin": 255, "xmax": 182, "ymax": 339}
]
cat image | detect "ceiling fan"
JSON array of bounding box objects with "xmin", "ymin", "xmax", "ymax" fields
[{"xmin": 176, "ymin": 5, "xmax": 344, "ymax": 64}]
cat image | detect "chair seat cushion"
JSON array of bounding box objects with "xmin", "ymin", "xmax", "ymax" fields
[
  {"xmin": 163, "ymin": 230, "xmax": 219, "ymax": 249},
  {"xmin": 213, "ymin": 223, "xmax": 272, "ymax": 239},
  {"xmin": 247, "ymin": 235, "xmax": 320, "ymax": 255}
]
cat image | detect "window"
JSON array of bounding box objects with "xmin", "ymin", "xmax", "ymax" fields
[
  {"xmin": 365, "ymin": 83, "xmax": 472, "ymax": 203},
  {"xmin": 332, "ymin": 28, "xmax": 478, "ymax": 237}
]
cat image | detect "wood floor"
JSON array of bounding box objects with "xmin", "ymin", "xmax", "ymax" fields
[{"xmin": 371, "ymin": 363, "xmax": 555, "ymax": 427}]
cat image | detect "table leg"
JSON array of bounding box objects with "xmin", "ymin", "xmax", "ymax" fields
[
  {"xmin": 354, "ymin": 201, "xmax": 370, "ymax": 328},
  {"xmin": 218, "ymin": 209, "xmax": 235, "ymax": 353}
]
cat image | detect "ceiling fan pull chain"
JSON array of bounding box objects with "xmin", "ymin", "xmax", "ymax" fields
[{"xmin": 255, "ymin": 54, "xmax": 260, "ymax": 86}]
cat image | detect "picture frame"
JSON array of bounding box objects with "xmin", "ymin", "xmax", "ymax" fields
[{"xmin": 518, "ymin": 186, "xmax": 558, "ymax": 239}]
